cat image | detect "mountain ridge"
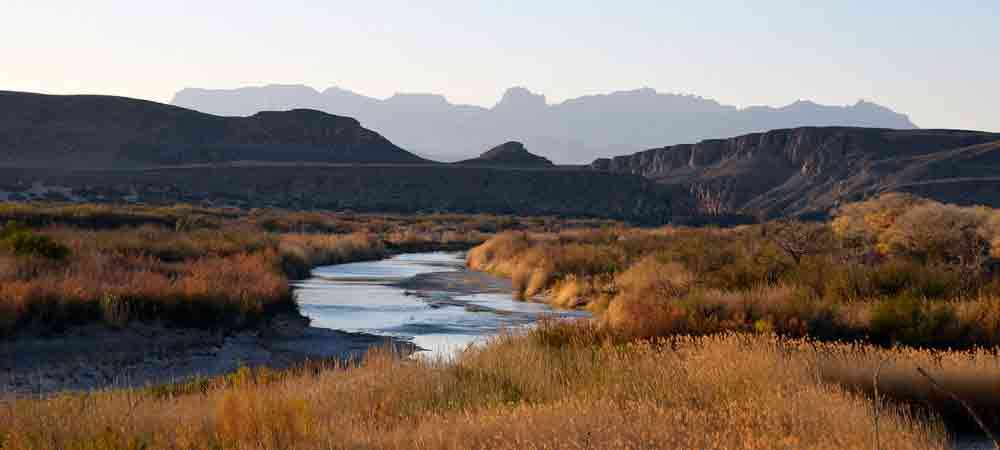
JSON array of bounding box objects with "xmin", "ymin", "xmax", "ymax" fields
[
  {"xmin": 591, "ymin": 127, "xmax": 1000, "ymax": 218},
  {"xmin": 0, "ymin": 90, "xmax": 672, "ymax": 223},
  {"xmin": 0, "ymin": 90, "xmax": 426, "ymax": 168},
  {"xmin": 172, "ymin": 84, "xmax": 917, "ymax": 164}
]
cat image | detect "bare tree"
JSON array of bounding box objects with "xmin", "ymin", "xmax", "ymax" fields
[{"xmin": 767, "ymin": 219, "xmax": 835, "ymax": 265}]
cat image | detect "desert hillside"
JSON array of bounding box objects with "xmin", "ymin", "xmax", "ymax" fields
[
  {"xmin": 456, "ymin": 141, "xmax": 554, "ymax": 167},
  {"xmin": 0, "ymin": 91, "xmax": 426, "ymax": 168},
  {"xmin": 592, "ymin": 127, "xmax": 1000, "ymax": 217}
]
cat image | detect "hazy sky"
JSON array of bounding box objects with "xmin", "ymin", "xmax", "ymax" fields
[{"xmin": 2, "ymin": 0, "xmax": 998, "ymax": 131}]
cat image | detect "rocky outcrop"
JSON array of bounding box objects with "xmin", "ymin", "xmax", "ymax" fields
[
  {"xmin": 592, "ymin": 127, "xmax": 1000, "ymax": 218},
  {"xmin": 456, "ymin": 142, "xmax": 554, "ymax": 168},
  {"xmin": 0, "ymin": 91, "xmax": 426, "ymax": 168}
]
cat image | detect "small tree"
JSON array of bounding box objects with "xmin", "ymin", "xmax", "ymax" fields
[
  {"xmin": 831, "ymin": 193, "xmax": 928, "ymax": 253},
  {"xmin": 767, "ymin": 220, "xmax": 836, "ymax": 265},
  {"xmin": 886, "ymin": 202, "xmax": 990, "ymax": 268}
]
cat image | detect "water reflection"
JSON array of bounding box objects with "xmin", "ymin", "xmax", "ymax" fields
[{"xmin": 294, "ymin": 252, "xmax": 587, "ymax": 358}]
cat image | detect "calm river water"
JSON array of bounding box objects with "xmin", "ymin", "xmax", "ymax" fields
[{"xmin": 293, "ymin": 252, "xmax": 588, "ymax": 358}]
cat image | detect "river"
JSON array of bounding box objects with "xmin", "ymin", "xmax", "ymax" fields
[{"xmin": 293, "ymin": 251, "xmax": 589, "ymax": 358}]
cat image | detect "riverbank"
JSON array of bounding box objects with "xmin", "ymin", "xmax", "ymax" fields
[
  {"xmin": 0, "ymin": 325, "xmax": 954, "ymax": 450},
  {"xmin": 0, "ymin": 313, "xmax": 415, "ymax": 396},
  {"xmin": 1, "ymin": 251, "xmax": 537, "ymax": 395},
  {"xmin": 1, "ymin": 201, "xmax": 614, "ymax": 336}
]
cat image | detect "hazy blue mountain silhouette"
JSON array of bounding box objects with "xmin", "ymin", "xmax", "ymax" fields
[{"xmin": 173, "ymin": 85, "xmax": 917, "ymax": 163}]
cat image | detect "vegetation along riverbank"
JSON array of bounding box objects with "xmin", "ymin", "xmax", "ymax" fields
[
  {"xmin": 0, "ymin": 202, "xmax": 614, "ymax": 394},
  {"xmin": 467, "ymin": 193, "xmax": 1000, "ymax": 440},
  {"xmin": 0, "ymin": 202, "xmax": 614, "ymax": 336},
  {"xmin": 3, "ymin": 195, "xmax": 1000, "ymax": 448}
]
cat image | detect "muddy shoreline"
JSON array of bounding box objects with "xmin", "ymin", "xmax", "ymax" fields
[{"xmin": 0, "ymin": 313, "xmax": 414, "ymax": 397}]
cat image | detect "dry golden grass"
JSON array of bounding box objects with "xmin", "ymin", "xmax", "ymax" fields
[
  {"xmin": 3, "ymin": 198, "xmax": 993, "ymax": 449},
  {"xmin": 0, "ymin": 227, "xmax": 430, "ymax": 333},
  {"xmin": 467, "ymin": 231, "xmax": 626, "ymax": 300},
  {"xmin": 0, "ymin": 330, "xmax": 950, "ymax": 450},
  {"xmin": 278, "ymin": 232, "xmax": 387, "ymax": 278},
  {"xmin": 0, "ymin": 226, "xmax": 300, "ymax": 332},
  {"xmin": 818, "ymin": 340, "xmax": 1000, "ymax": 432}
]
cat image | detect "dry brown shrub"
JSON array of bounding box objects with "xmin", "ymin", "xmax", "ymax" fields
[
  {"xmin": 603, "ymin": 256, "xmax": 696, "ymax": 337},
  {"xmin": 279, "ymin": 232, "xmax": 385, "ymax": 268},
  {"xmin": 886, "ymin": 202, "xmax": 991, "ymax": 265},
  {"xmin": 614, "ymin": 255, "xmax": 693, "ymax": 298}
]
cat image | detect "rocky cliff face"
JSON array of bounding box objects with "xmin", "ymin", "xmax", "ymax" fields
[
  {"xmin": 592, "ymin": 127, "xmax": 1000, "ymax": 218},
  {"xmin": 0, "ymin": 91, "xmax": 425, "ymax": 168}
]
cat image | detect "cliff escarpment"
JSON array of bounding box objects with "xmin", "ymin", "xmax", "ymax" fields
[{"xmin": 592, "ymin": 127, "xmax": 1000, "ymax": 218}]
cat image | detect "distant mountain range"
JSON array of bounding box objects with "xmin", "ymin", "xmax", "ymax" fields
[
  {"xmin": 171, "ymin": 85, "xmax": 918, "ymax": 164},
  {"xmin": 0, "ymin": 91, "xmax": 425, "ymax": 168}
]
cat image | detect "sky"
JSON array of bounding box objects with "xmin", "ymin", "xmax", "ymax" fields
[{"xmin": 2, "ymin": 0, "xmax": 998, "ymax": 131}]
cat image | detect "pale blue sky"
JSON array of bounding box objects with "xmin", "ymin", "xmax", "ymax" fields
[{"xmin": 2, "ymin": 0, "xmax": 997, "ymax": 131}]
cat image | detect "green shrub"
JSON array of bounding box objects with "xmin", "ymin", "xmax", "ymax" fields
[
  {"xmin": 0, "ymin": 222, "xmax": 70, "ymax": 260},
  {"xmin": 869, "ymin": 296, "xmax": 961, "ymax": 347},
  {"xmin": 870, "ymin": 261, "xmax": 962, "ymax": 299},
  {"xmin": 820, "ymin": 260, "xmax": 964, "ymax": 302},
  {"xmin": 702, "ymin": 240, "xmax": 790, "ymax": 291}
]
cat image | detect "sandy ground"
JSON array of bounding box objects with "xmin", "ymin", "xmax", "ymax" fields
[{"xmin": 0, "ymin": 313, "xmax": 413, "ymax": 397}]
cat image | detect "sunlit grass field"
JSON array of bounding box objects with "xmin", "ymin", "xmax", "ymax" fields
[{"xmin": 1, "ymin": 324, "xmax": 974, "ymax": 450}]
